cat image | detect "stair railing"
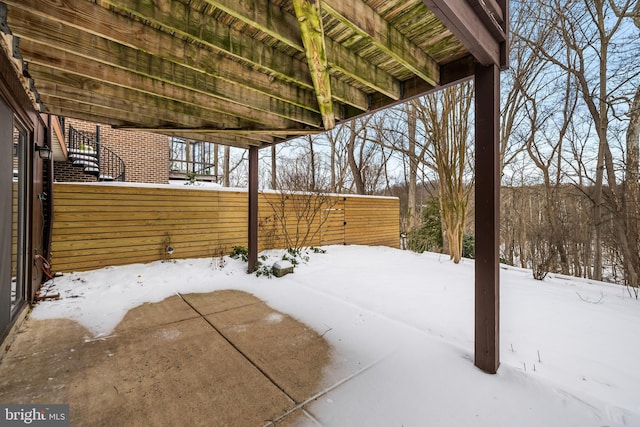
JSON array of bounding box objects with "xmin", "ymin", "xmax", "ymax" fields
[{"xmin": 67, "ymin": 124, "xmax": 126, "ymax": 182}]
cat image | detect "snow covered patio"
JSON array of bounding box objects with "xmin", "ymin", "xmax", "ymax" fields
[
  {"xmin": 1, "ymin": 245, "xmax": 639, "ymax": 426},
  {"xmin": 0, "ymin": 290, "xmax": 330, "ymax": 425}
]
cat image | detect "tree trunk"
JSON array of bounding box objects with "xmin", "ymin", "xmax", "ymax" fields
[
  {"xmin": 417, "ymin": 82, "xmax": 473, "ymax": 263},
  {"xmin": 271, "ymin": 144, "xmax": 277, "ymax": 189},
  {"xmin": 330, "ymin": 134, "xmax": 336, "ymax": 191},
  {"xmin": 592, "ymin": 7, "xmax": 608, "ymax": 281},
  {"xmin": 223, "ymin": 146, "xmax": 230, "ymax": 187},
  {"xmin": 213, "ymin": 144, "xmax": 219, "ymax": 183},
  {"xmin": 309, "ymin": 136, "xmax": 316, "ymax": 191},
  {"xmin": 347, "ymin": 121, "xmax": 366, "ymax": 194},
  {"xmin": 407, "ymin": 102, "xmax": 418, "ymax": 229},
  {"xmin": 624, "ymin": 85, "xmax": 640, "ymax": 286}
]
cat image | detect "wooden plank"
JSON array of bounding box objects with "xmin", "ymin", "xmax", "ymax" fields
[
  {"xmin": 53, "ymin": 199, "xmax": 219, "ymax": 208},
  {"xmin": 39, "ymin": 94, "xmax": 227, "ymax": 132},
  {"xmin": 52, "ymin": 247, "xmax": 236, "ymax": 272},
  {"xmin": 200, "ymin": 0, "xmax": 397, "ymax": 101},
  {"xmin": 52, "ymin": 219, "xmax": 221, "ymax": 230},
  {"xmin": 29, "ymin": 66, "xmax": 305, "ymax": 130},
  {"xmin": 51, "ymin": 218, "xmax": 223, "ymax": 230},
  {"xmin": 54, "ymin": 183, "xmax": 223, "ymax": 195},
  {"xmin": 97, "ymin": 0, "xmax": 342, "ymax": 125},
  {"xmin": 53, "ymin": 239, "xmax": 235, "ymax": 256},
  {"xmin": 51, "ymin": 238, "xmax": 229, "ymax": 255},
  {"xmin": 53, "ymin": 228, "xmax": 219, "ymax": 242},
  {"xmin": 467, "ymin": 0, "xmax": 506, "ymax": 42},
  {"xmin": 35, "ymin": 53, "xmax": 317, "ymax": 130},
  {"xmin": 345, "ymin": 229, "xmax": 398, "ymax": 236},
  {"xmin": 292, "ymin": 0, "xmax": 334, "ymax": 130},
  {"xmin": 53, "ymin": 197, "xmax": 219, "ymax": 206},
  {"xmin": 422, "ymin": 0, "xmax": 502, "ymax": 66},
  {"xmin": 6, "ymin": 0, "xmax": 315, "ymax": 93},
  {"xmin": 31, "ymin": 75, "xmax": 241, "ymax": 129},
  {"xmin": 20, "ymin": 40, "xmax": 322, "ymax": 130},
  {"xmin": 53, "ymin": 211, "xmax": 217, "ymax": 221},
  {"xmin": 54, "ymin": 188, "xmax": 228, "ymax": 203},
  {"xmin": 53, "ymin": 234, "xmax": 221, "ymax": 252},
  {"xmin": 5, "ymin": 2, "xmax": 327, "ymax": 130},
  {"xmin": 54, "ymin": 203, "xmax": 218, "ymax": 213},
  {"xmin": 325, "ymin": 37, "xmax": 401, "ymax": 100},
  {"xmin": 323, "ymin": 0, "xmax": 440, "ymax": 86}
]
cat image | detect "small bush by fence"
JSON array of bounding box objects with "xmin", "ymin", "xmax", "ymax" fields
[{"xmin": 50, "ymin": 183, "xmax": 400, "ymax": 272}]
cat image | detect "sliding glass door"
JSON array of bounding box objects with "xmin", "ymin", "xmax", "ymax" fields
[
  {"xmin": 0, "ymin": 97, "xmax": 28, "ymax": 339},
  {"xmin": 11, "ymin": 122, "xmax": 27, "ymax": 314}
]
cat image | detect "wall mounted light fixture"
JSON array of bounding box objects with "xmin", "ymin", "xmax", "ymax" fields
[{"xmin": 35, "ymin": 144, "xmax": 51, "ymax": 160}]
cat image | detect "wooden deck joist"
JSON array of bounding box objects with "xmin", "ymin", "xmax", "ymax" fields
[{"xmin": 0, "ymin": 0, "xmax": 488, "ymax": 146}]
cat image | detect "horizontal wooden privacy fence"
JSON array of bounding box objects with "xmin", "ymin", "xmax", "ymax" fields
[{"xmin": 50, "ymin": 183, "xmax": 399, "ymax": 272}]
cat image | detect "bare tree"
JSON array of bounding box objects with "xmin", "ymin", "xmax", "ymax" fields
[
  {"xmin": 499, "ymin": 4, "xmax": 547, "ymax": 175},
  {"xmin": 261, "ymin": 153, "xmax": 337, "ymax": 252},
  {"xmin": 219, "ymin": 146, "xmax": 248, "ymax": 187},
  {"xmin": 372, "ymin": 103, "xmax": 429, "ymax": 236},
  {"xmin": 340, "ymin": 116, "xmax": 392, "ymax": 195},
  {"xmin": 411, "ymin": 81, "xmax": 475, "ymax": 263},
  {"xmin": 406, "ymin": 101, "xmax": 420, "ymax": 229},
  {"xmin": 519, "ymin": 0, "xmax": 640, "ymax": 285}
]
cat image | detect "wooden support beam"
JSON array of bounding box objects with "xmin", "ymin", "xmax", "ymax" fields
[
  {"xmin": 326, "ymin": 37, "xmax": 401, "ymax": 100},
  {"xmin": 468, "ymin": 0, "xmax": 506, "ymax": 42},
  {"xmin": 201, "ymin": 0, "xmax": 302, "ymax": 50},
  {"xmin": 322, "ymin": 0, "xmax": 440, "ymax": 86},
  {"xmin": 33, "ymin": 78, "xmax": 252, "ymax": 130},
  {"xmin": 68, "ymin": 0, "xmax": 369, "ymax": 113},
  {"xmin": 292, "ymin": 0, "xmax": 334, "ymax": 130},
  {"xmin": 4, "ymin": 0, "xmax": 331, "ymax": 124},
  {"xmin": 474, "ymin": 62, "xmax": 500, "ymax": 374},
  {"xmin": 329, "ymin": 78, "xmax": 369, "ymax": 111},
  {"xmin": 247, "ymin": 146, "xmax": 259, "ymax": 273},
  {"xmin": 200, "ymin": 0, "xmax": 400, "ymax": 100},
  {"xmin": 138, "ymin": 129, "xmax": 276, "ymax": 143},
  {"xmin": 11, "ymin": 27, "xmax": 324, "ymax": 129},
  {"xmin": 498, "ymin": 0, "xmax": 510, "ymax": 69},
  {"xmin": 422, "ymin": 0, "xmax": 503, "ymax": 67},
  {"xmin": 7, "ymin": 0, "xmax": 314, "ymax": 92},
  {"xmin": 130, "ymin": 130, "xmax": 266, "ymax": 149}
]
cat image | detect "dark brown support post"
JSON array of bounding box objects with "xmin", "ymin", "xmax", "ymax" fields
[
  {"xmin": 247, "ymin": 145, "xmax": 259, "ymax": 273},
  {"xmin": 474, "ymin": 62, "xmax": 500, "ymax": 374}
]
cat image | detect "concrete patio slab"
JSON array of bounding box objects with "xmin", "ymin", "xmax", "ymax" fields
[
  {"xmin": 0, "ymin": 291, "xmax": 331, "ymax": 426},
  {"xmin": 113, "ymin": 294, "xmax": 200, "ymax": 334},
  {"xmin": 207, "ymin": 303, "xmax": 331, "ymax": 404},
  {"xmin": 181, "ymin": 290, "xmax": 263, "ymax": 316}
]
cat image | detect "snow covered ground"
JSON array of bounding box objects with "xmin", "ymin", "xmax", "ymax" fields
[{"xmin": 33, "ymin": 245, "xmax": 640, "ymax": 426}]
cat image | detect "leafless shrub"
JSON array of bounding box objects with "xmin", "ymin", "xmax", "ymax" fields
[{"xmin": 265, "ymin": 157, "xmax": 338, "ymax": 252}]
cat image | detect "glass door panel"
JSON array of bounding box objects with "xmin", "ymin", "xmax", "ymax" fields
[{"xmin": 11, "ymin": 123, "xmax": 26, "ymax": 314}]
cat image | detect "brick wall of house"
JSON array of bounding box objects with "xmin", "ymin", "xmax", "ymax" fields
[
  {"xmin": 56, "ymin": 118, "xmax": 170, "ymax": 184},
  {"xmin": 54, "ymin": 161, "xmax": 97, "ymax": 182}
]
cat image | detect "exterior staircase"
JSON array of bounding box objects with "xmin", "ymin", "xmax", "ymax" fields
[{"xmin": 67, "ymin": 124, "xmax": 125, "ymax": 182}]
